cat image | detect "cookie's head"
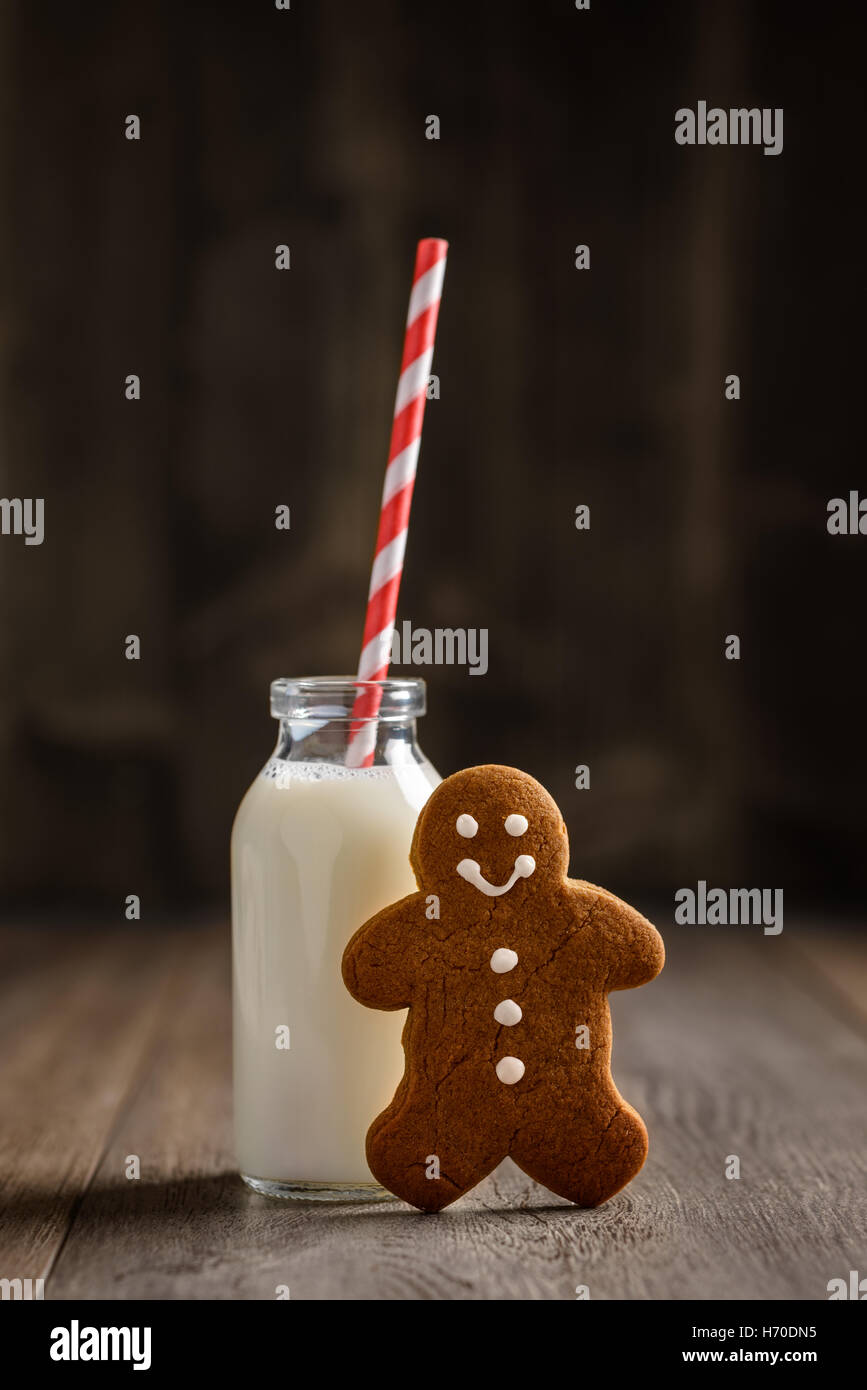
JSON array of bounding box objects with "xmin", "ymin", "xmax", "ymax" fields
[{"xmin": 410, "ymin": 765, "xmax": 569, "ymax": 904}]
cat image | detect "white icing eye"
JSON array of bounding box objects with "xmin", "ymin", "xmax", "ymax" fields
[
  {"xmin": 456, "ymin": 813, "xmax": 478, "ymax": 838},
  {"xmin": 505, "ymin": 813, "xmax": 528, "ymax": 837}
]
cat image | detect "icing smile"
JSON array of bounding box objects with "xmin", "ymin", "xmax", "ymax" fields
[{"xmin": 456, "ymin": 855, "xmax": 536, "ymax": 897}]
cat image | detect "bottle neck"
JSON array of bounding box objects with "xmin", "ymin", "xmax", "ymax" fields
[{"xmin": 273, "ymin": 715, "xmax": 423, "ymax": 767}]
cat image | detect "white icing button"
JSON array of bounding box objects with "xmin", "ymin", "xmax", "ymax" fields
[
  {"xmin": 490, "ymin": 948, "xmax": 518, "ymax": 974},
  {"xmin": 504, "ymin": 813, "xmax": 528, "ymax": 836},
  {"xmin": 496, "ymin": 1056, "xmax": 525, "ymax": 1085},
  {"xmin": 494, "ymin": 999, "xmax": 522, "ymax": 1026},
  {"xmin": 456, "ymin": 813, "xmax": 478, "ymax": 838}
]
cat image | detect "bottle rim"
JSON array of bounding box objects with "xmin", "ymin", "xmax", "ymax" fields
[{"xmin": 270, "ymin": 676, "xmax": 426, "ymax": 722}]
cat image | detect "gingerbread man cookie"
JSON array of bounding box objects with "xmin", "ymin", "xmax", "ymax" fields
[{"xmin": 341, "ymin": 765, "xmax": 664, "ymax": 1211}]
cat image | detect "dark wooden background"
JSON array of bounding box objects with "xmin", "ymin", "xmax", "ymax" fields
[{"xmin": 0, "ymin": 0, "xmax": 864, "ymax": 914}]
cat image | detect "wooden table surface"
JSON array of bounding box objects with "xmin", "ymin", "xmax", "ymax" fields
[{"xmin": 1, "ymin": 920, "xmax": 865, "ymax": 1301}]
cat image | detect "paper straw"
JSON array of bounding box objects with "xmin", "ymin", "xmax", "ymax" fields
[{"xmin": 345, "ymin": 237, "xmax": 448, "ymax": 767}]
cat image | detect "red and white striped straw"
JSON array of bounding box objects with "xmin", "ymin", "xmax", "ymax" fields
[{"xmin": 345, "ymin": 237, "xmax": 448, "ymax": 767}]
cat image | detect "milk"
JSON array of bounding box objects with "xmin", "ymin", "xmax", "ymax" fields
[{"xmin": 231, "ymin": 756, "xmax": 438, "ymax": 1190}]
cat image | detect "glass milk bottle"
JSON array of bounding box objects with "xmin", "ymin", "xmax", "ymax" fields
[{"xmin": 231, "ymin": 677, "xmax": 439, "ymax": 1199}]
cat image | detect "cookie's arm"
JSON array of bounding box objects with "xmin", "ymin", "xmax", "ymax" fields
[
  {"xmin": 341, "ymin": 893, "xmax": 422, "ymax": 1010},
  {"xmin": 576, "ymin": 882, "xmax": 665, "ymax": 991}
]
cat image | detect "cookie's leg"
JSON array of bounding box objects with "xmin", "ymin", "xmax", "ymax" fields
[
  {"xmin": 366, "ymin": 1076, "xmax": 508, "ymax": 1213},
  {"xmin": 510, "ymin": 1095, "xmax": 649, "ymax": 1207}
]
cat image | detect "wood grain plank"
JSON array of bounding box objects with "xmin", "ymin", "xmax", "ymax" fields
[
  {"xmin": 786, "ymin": 928, "xmax": 867, "ymax": 1029},
  {"xmin": 47, "ymin": 923, "xmax": 867, "ymax": 1301},
  {"xmin": 0, "ymin": 926, "xmax": 181, "ymax": 1279}
]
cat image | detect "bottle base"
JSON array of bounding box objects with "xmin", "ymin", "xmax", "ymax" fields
[{"xmin": 240, "ymin": 1173, "xmax": 395, "ymax": 1203}]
